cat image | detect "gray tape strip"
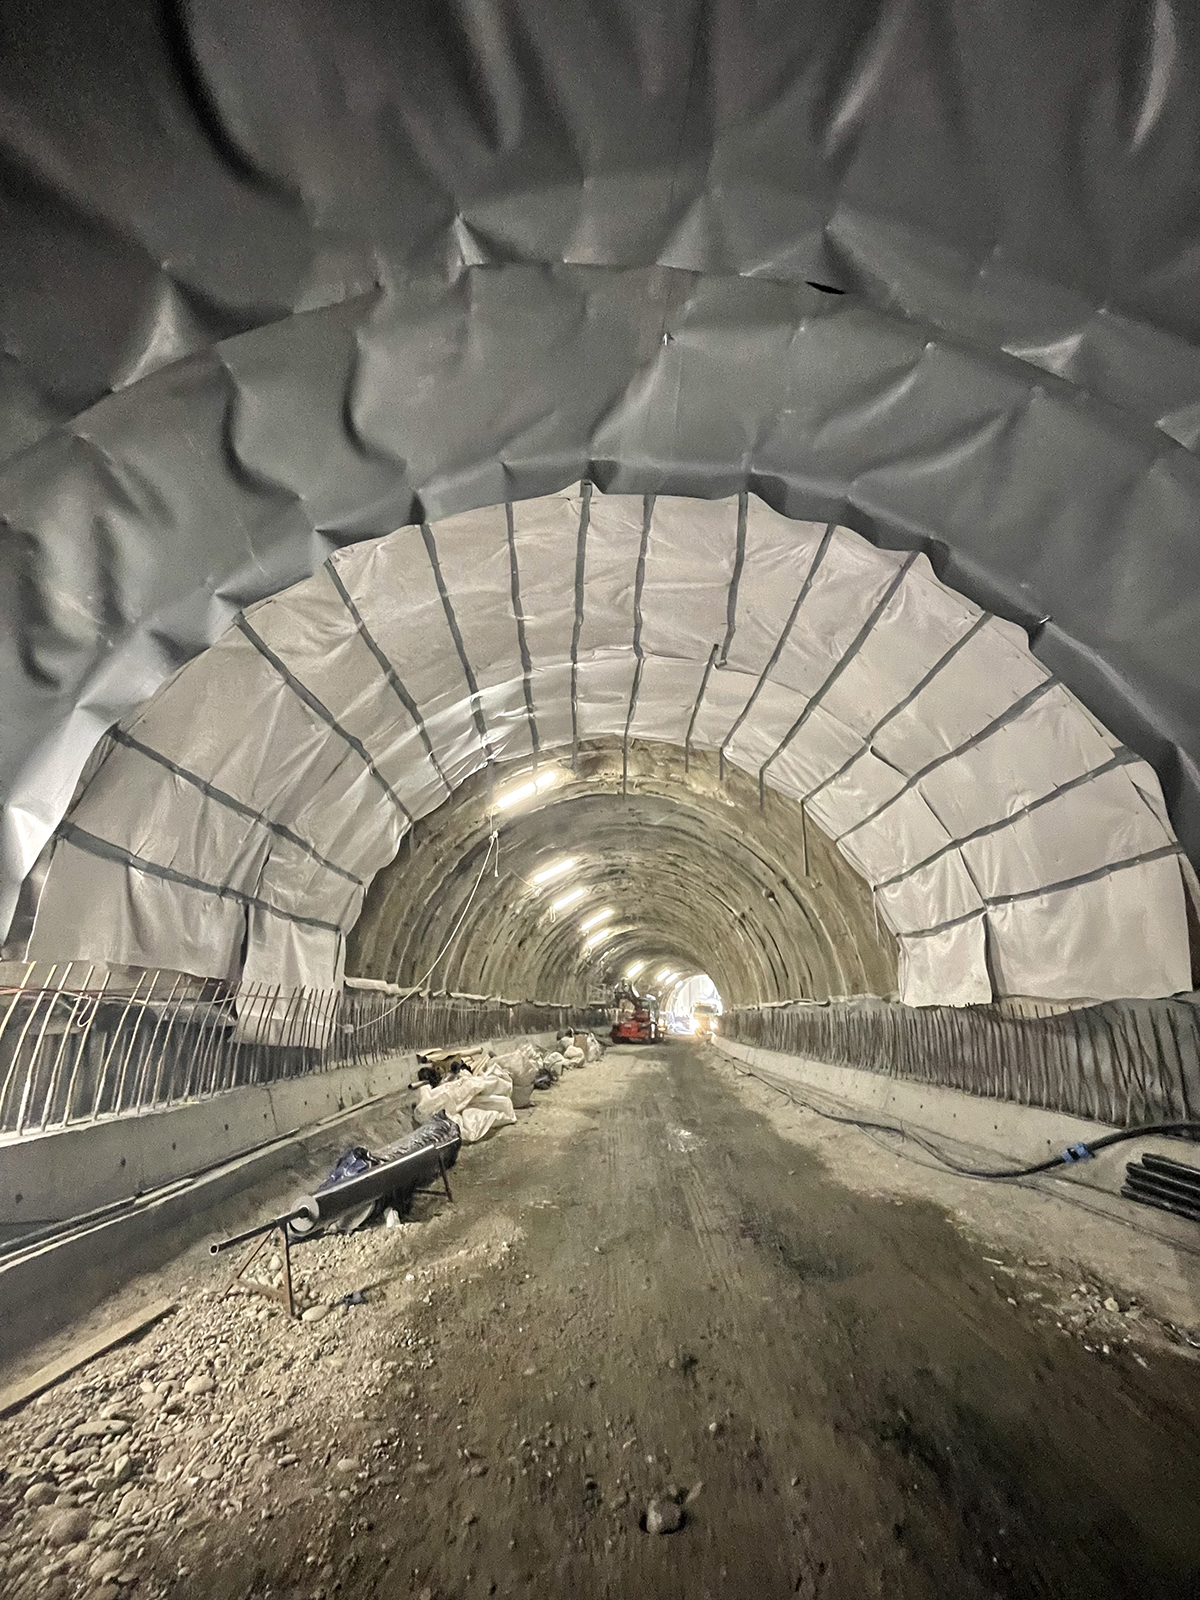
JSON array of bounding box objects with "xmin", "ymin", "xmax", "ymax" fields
[
  {"xmin": 420, "ymin": 521, "xmax": 491, "ymax": 756},
  {"xmin": 719, "ymin": 490, "xmax": 748, "ymax": 666},
  {"xmin": 570, "ymin": 481, "xmax": 592, "ymax": 766},
  {"xmin": 897, "ymin": 842, "xmax": 1185, "ymax": 941},
  {"xmin": 875, "ymin": 750, "xmax": 1141, "ymax": 891},
  {"xmin": 804, "ymin": 611, "xmax": 993, "ymax": 807},
  {"xmin": 236, "ymin": 616, "xmax": 413, "ymax": 823},
  {"xmin": 684, "ymin": 643, "xmax": 720, "ymax": 771},
  {"xmin": 324, "ymin": 563, "xmax": 452, "ymax": 797},
  {"xmin": 109, "ymin": 728, "xmax": 363, "ymax": 887},
  {"xmin": 837, "ymin": 676, "xmax": 1060, "ymax": 846},
  {"xmin": 719, "ymin": 521, "xmax": 836, "ymax": 772},
  {"xmin": 505, "ymin": 501, "xmax": 540, "ymax": 759},
  {"xmin": 58, "ymin": 823, "xmax": 344, "ymax": 935},
  {"xmin": 622, "ymin": 493, "xmax": 654, "ymax": 794},
  {"xmin": 760, "ymin": 552, "xmax": 920, "ymax": 800}
]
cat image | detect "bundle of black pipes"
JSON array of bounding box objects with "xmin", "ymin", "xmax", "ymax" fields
[{"xmin": 1124, "ymin": 1154, "xmax": 1200, "ymax": 1227}]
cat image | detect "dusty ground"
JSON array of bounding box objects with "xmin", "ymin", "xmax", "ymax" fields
[{"xmin": 3, "ymin": 1041, "xmax": 1200, "ymax": 1600}]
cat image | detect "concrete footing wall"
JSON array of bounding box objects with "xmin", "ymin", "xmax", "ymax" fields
[
  {"xmin": 714, "ymin": 1037, "xmax": 1198, "ymax": 1207},
  {"xmin": 0, "ymin": 1033, "xmax": 556, "ymax": 1364},
  {"xmin": 1, "ymin": 1052, "xmax": 425, "ymax": 1231}
]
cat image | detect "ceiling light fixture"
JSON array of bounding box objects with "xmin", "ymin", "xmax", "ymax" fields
[
  {"xmin": 551, "ymin": 886, "xmax": 586, "ymax": 913},
  {"xmin": 583, "ymin": 926, "xmax": 616, "ymax": 951},
  {"xmin": 625, "ymin": 960, "xmax": 646, "ymax": 980},
  {"xmin": 656, "ymin": 966, "xmax": 672, "ymax": 982},
  {"xmin": 496, "ymin": 768, "xmax": 559, "ymax": 811},
  {"xmin": 531, "ymin": 857, "xmax": 575, "ymax": 885},
  {"xmin": 580, "ymin": 907, "xmax": 614, "ymax": 932}
]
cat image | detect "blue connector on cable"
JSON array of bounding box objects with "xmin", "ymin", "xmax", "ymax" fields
[{"xmin": 1060, "ymin": 1143, "xmax": 1093, "ymax": 1163}]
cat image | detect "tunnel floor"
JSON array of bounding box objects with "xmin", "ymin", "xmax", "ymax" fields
[{"xmin": 5, "ymin": 1042, "xmax": 1200, "ymax": 1600}]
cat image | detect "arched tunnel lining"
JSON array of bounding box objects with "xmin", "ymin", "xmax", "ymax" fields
[
  {"xmin": 347, "ymin": 744, "xmax": 898, "ymax": 1009},
  {"xmin": 26, "ymin": 489, "xmax": 1193, "ymax": 1009}
]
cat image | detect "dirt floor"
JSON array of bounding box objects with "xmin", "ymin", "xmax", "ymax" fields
[{"xmin": 4, "ymin": 1041, "xmax": 1200, "ymax": 1600}]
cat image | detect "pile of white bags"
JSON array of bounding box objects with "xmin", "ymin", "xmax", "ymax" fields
[
  {"xmin": 414, "ymin": 1062, "xmax": 516, "ymax": 1143},
  {"xmin": 412, "ymin": 1028, "xmax": 606, "ymax": 1143},
  {"xmin": 490, "ymin": 1043, "xmax": 544, "ymax": 1108}
]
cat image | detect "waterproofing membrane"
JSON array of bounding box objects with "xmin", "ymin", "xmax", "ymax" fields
[
  {"xmin": 3, "ymin": 0, "xmax": 1200, "ymax": 978},
  {"xmin": 29, "ymin": 490, "xmax": 1192, "ymax": 1007}
]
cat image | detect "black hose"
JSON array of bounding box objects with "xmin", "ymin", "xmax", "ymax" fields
[{"xmin": 738, "ymin": 1064, "xmax": 1200, "ymax": 1180}]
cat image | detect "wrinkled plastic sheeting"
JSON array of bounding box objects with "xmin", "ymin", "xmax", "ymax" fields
[
  {"xmin": 5, "ymin": 2, "xmax": 1200, "ymax": 954},
  {"xmin": 28, "ymin": 491, "xmax": 1192, "ymax": 1006},
  {"xmin": 414, "ymin": 1067, "xmax": 516, "ymax": 1143}
]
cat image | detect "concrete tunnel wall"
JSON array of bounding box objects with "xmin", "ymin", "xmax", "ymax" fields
[{"xmin": 347, "ymin": 744, "xmax": 897, "ymax": 1009}]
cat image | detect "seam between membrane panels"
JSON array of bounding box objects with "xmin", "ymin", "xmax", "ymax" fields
[
  {"xmin": 235, "ymin": 616, "xmax": 413, "ymax": 823},
  {"xmin": 896, "ymin": 843, "xmax": 1186, "ymax": 941},
  {"xmin": 719, "ymin": 490, "xmax": 748, "ymax": 667},
  {"xmin": 420, "ymin": 521, "xmax": 491, "ymax": 757},
  {"xmin": 505, "ymin": 501, "xmax": 540, "ymax": 760},
  {"xmin": 324, "ymin": 562, "xmax": 453, "ymax": 798},
  {"xmin": 836, "ymin": 676, "xmax": 1061, "ymax": 846},
  {"xmin": 875, "ymin": 750, "xmax": 1142, "ymax": 891},
  {"xmin": 684, "ymin": 644, "xmax": 720, "ymax": 770},
  {"xmin": 570, "ymin": 481, "xmax": 592, "ymax": 767},
  {"xmin": 108, "ymin": 728, "xmax": 363, "ymax": 888},
  {"xmin": 622, "ymin": 493, "xmax": 654, "ymax": 794},
  {"xmin": 719, "ymin": 521, "xmax": 836, "ymax": 776},
  {"xmin": 759, "ymin": 552, "xmax": 920, "ymax": 802},
  {"xmin": 58, "ymin": 823, "xmax": 344, "ymax": 934},
  {"xmin": 802, "ymin": 611, "xmax": 993, "ymax": 808}
]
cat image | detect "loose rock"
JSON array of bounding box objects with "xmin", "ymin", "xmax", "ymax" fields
[
  {"xmin": 183, "ymin": 1374, "xmax": 216, "ymax": 1396},
  {"xmin": 645, "ymin": 1497, "xmax": 683, "ymax": 1534},
  {"xmin": 88, "ymin": 1550, "xmax": 126, "ymax": 1583},
  {"xmin": 45, "ymin": 1509, "xmax": 90, "ymax": 1548}
]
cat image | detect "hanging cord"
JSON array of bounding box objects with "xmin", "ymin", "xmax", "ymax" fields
[
  {"xmin": 736, "ymin": 1063, "xmax": 1200, "ymax": 1180},
  {"xmin": 348, "ymin": 831, "xmax": 499, "ymax": 1031}
]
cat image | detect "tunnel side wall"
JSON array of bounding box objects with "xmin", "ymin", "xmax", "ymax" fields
[{"xmin": 720, "ymin": 996, "xmax": 1200, "ymax": 1130}]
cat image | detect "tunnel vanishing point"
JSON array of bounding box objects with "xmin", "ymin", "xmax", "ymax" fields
[{"xmin": 2, "ymin": 5, "xmax": 1200, "ymax": 1599}]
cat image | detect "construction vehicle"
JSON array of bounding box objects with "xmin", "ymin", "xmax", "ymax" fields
[
  {"xmin": 611, "ymin": 985, "xmax": 661, "ymax": 1043},
  {"xmin": 692, "ymin": 1000, "xmax": 718, "ymax": 1041}
]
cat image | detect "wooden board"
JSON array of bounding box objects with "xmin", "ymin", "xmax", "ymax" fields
[{"xmin": 0, "ymin": 1298, "xmax": 176, "ymax": 1417}]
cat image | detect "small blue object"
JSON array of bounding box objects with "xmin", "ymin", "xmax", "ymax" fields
[{"xmin": 1060, "ymin": 1143, "xmax": 1093, "ymax": 1163}]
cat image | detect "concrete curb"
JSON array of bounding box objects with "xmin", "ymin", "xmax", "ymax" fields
[
  {"xmin": 713, "ymin": 1037, "xmax": 1200, "ymax": 1241},
  {"xmin": 1, "ymin": 1033, "xmax": 555, "ymax": 1364}
]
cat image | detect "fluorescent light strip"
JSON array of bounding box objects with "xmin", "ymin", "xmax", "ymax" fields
[
  {"xmin": 579, "ymin": 907, "xmax": 613, "ymax": 932},
  {"xmin": 497, "ymin": 768, "xmax": 559, "ymax": 811},
  {"xmin": 532, "ymin": 857, "xmax": 575, "ymax": 885},
  {"xmin": 551, "ymin": 886, "xmax": 586, "ymax": 913}
]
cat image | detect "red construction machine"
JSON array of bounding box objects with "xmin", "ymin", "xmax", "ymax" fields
[{"xmin": 610, "ymin": 985, "xmax": 661, "ymax": 1044}]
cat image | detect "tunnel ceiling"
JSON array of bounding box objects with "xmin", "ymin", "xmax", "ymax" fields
[
  {"xmin": 347, "ymin": 744, "xmax": 898, "ymax": 1010},
  {"xmin": 4, "ymin": 2, "xmax": 1200, "ymax": 1007},
  {"xmin": 26, "ymin": 489, "xmax": 1192, "ymax": 1006}
]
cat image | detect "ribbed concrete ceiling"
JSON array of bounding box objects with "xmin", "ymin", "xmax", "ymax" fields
[{"xmin": 348, "ymin": 744, "xmax": 896, "ymax": 1009}]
